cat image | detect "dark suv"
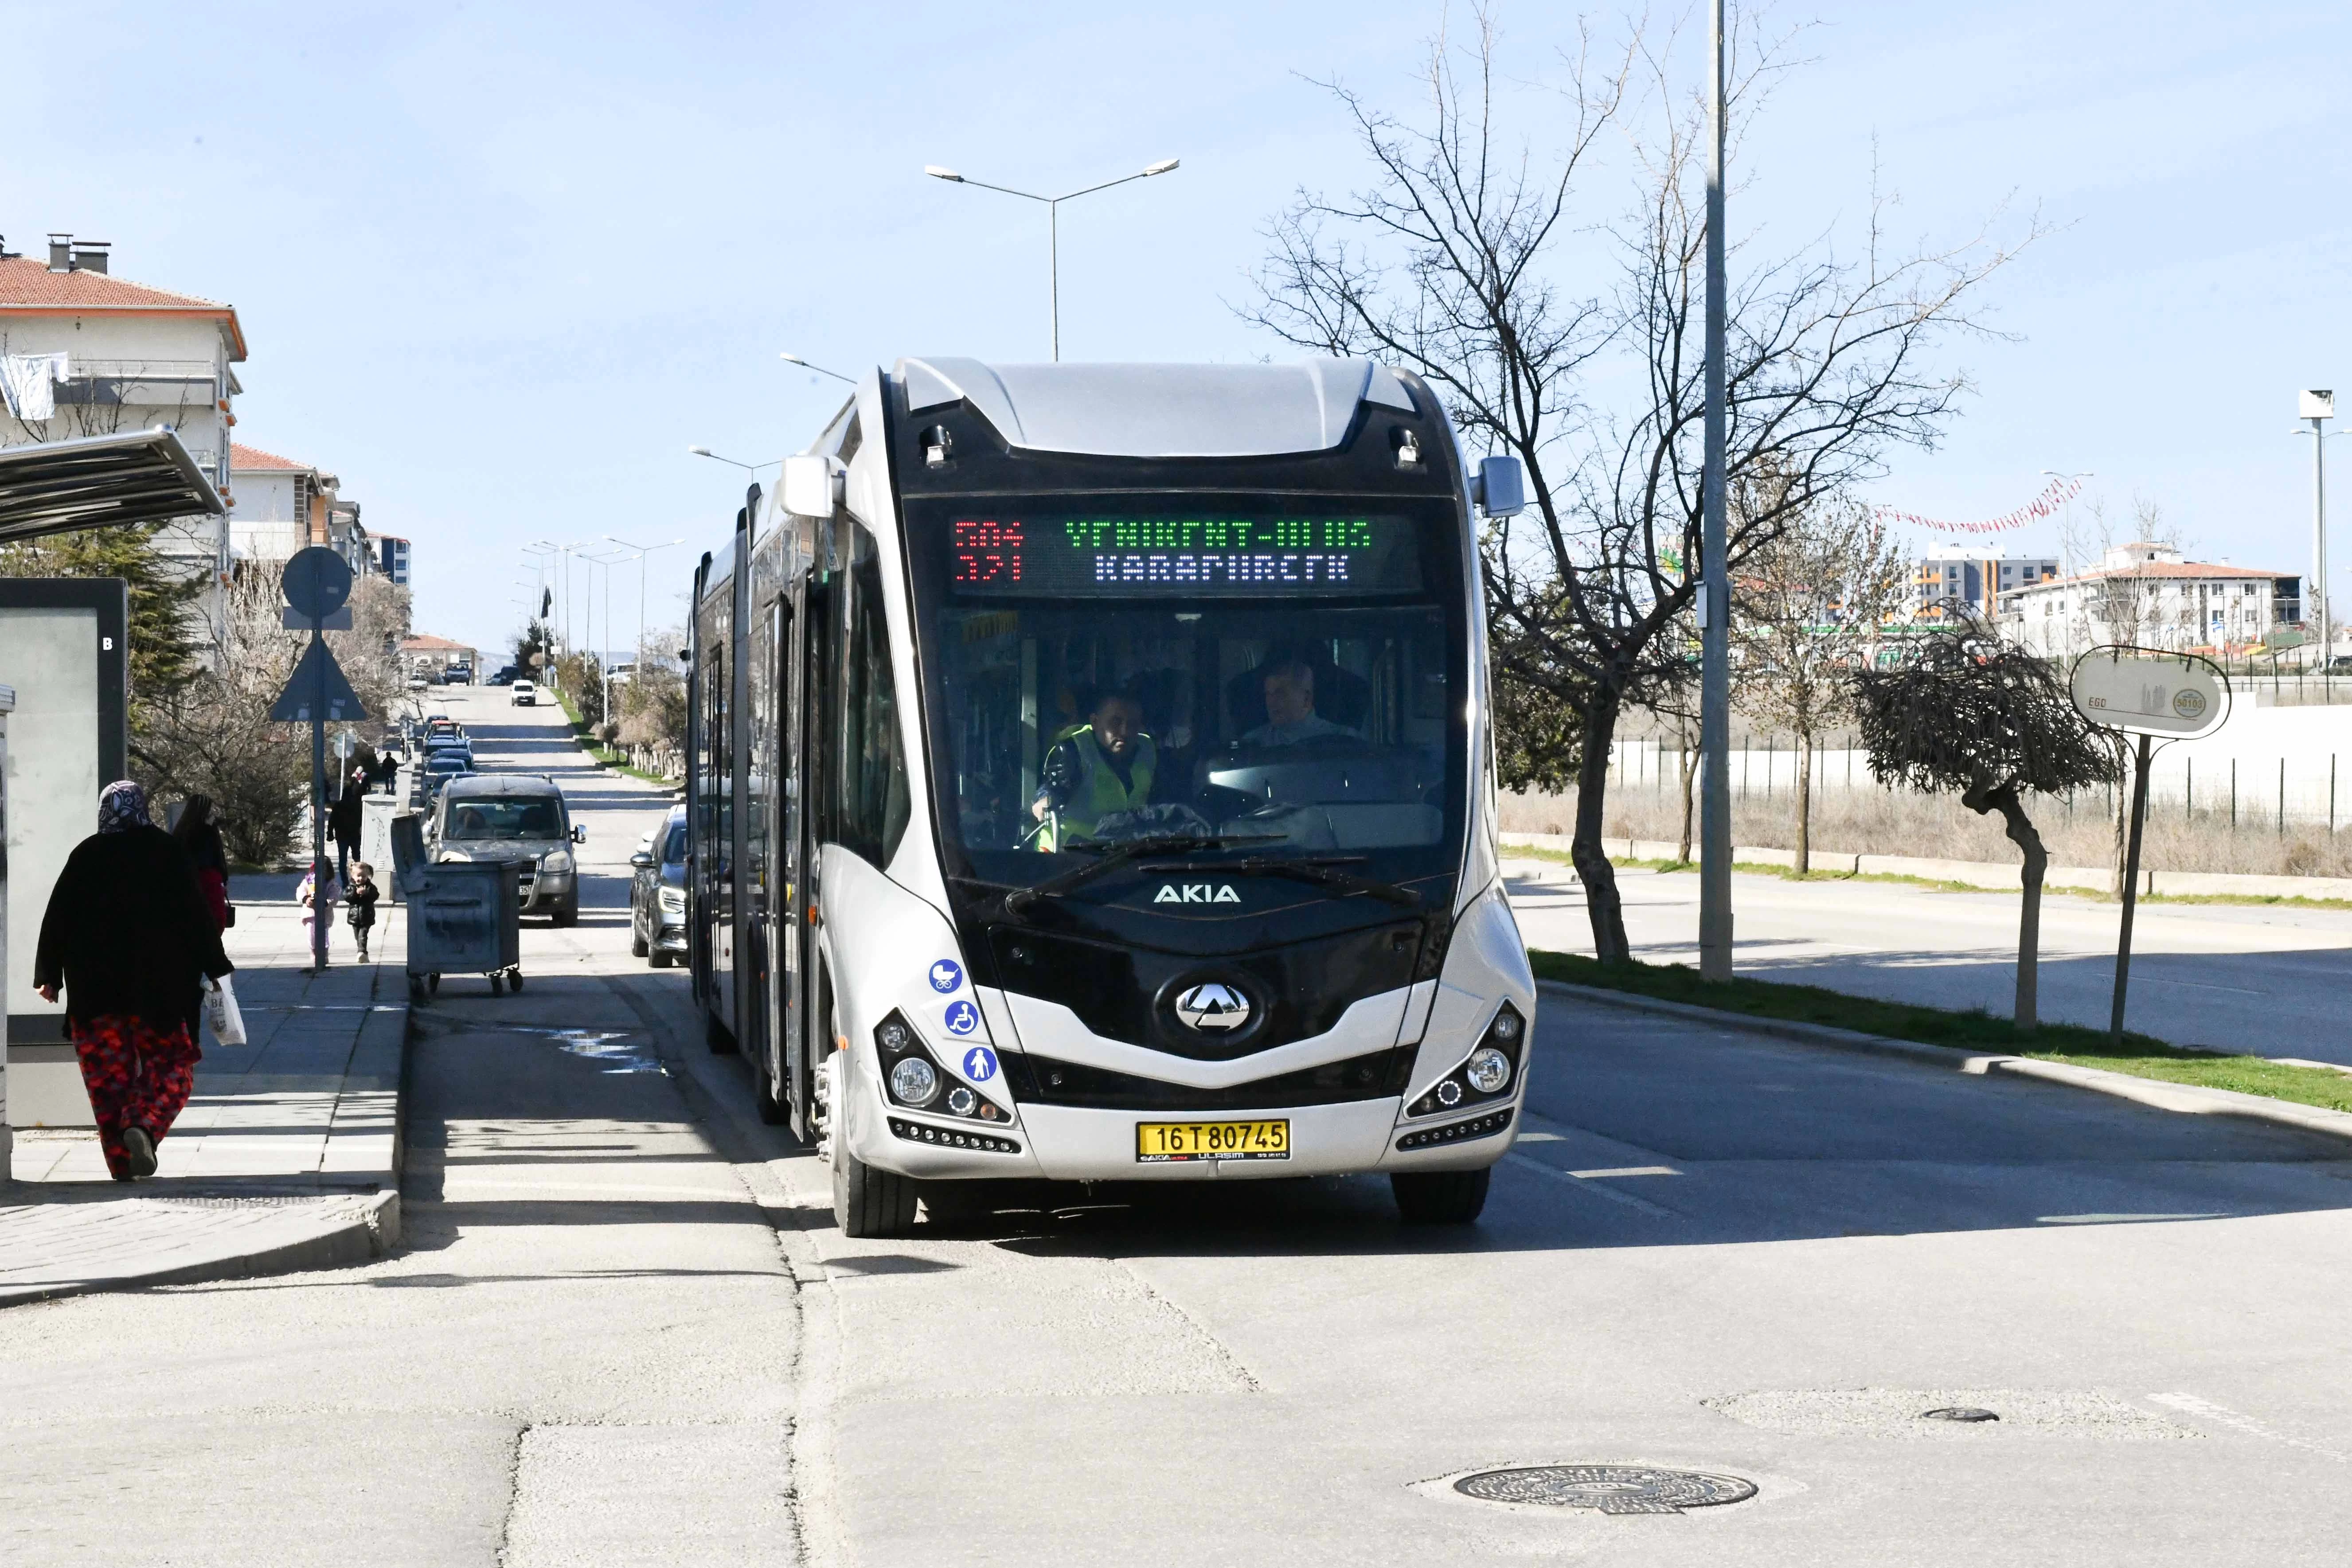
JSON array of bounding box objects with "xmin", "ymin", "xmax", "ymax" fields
[{"xmin": 630, "ymin": 804, "xmax": 688, "ymax": 967}]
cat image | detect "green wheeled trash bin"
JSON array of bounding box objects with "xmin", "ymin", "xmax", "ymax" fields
[{"xmin": 390, "ymin": 815, "xmax": 523, "ymax": 997}]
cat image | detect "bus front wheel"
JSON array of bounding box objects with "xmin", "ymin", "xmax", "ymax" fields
[
  {"xmin": 833, "ymin": 1143, "xmax": 919, "ymax": 1239},
  {"xmin": 1391, "ymin": 1167, "xmax": 1490, "ymax": 1225}
]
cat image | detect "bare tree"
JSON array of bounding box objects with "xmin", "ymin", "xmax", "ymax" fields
[
  {"xmin": 1244, "ymin": 7, "xmax": 2031, "ymax": 963},
  {"xmin": 1851, "ymin": 626, "xmax": 2114, "ymax": 1027},
  {"xmin": 1733, "ymin": 480, "xmax": 1909, "ymax": 872}
]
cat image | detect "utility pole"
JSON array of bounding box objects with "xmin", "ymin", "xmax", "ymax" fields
[
  {"xmin": 2300, "ymin": 391, "xmax": 2334, "ymax": 667},
  {"xmin": 1698, "ymin": 0, "xmax": 1734, "ymax": 982}
]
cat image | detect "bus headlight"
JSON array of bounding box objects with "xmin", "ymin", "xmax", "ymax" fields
[
  {"xmin": 890, "ymin": 1057, "xmax": 939, "ymax": 1106},
  {"xmin": 1465, "ymin": 1045, "xmax": 1512, "ymax": 1094}
]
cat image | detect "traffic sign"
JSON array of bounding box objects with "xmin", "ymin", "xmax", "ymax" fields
[
  {"xmin": 269, "ymin": 640, "xmax": 368, "ymax": 723},
  {"xmin": 282, "ymin": 545, "xmax": 354, "ymax": 620}
]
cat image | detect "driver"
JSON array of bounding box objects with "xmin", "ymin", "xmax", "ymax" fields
[
  {"xmin": 1032, "ymin": 689, "xmax": 1154, "ymax": 843},
  {"xmin": 1242, "ymin": 659, "xmax": 1356, "ymax": 746}
]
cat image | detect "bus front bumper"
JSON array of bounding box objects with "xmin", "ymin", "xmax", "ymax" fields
[{"xmin": 860, "ymin": 1096, "xmax": 1518, "ymax": 1182}]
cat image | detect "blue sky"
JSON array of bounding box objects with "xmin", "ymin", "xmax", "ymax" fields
[{"xmin": 6, "ymin": 1, "xmax": 2347, "ymax": 652}]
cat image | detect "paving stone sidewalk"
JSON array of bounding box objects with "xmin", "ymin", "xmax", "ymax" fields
[{"xmin": 0, "ymin": 884, "xmax": 407, "ymax": 1307}]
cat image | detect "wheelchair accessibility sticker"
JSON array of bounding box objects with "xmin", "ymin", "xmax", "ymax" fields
[
  {"xmin": 928, "ymin": 959, "xmax": 963, "ymax": 993},
  {"xmin": 961, "ymin": 1045, "xmax": 999, "ymax": 1082},
  {"xmin": 944, "ymin": 999, "xmax": 980, "ymax": 1036}
]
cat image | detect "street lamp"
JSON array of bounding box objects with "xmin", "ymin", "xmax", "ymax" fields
[
  {"xmin": 687, "ymin": 446, "xmax": 782, "ymax": 472},
  {"xmin": 584, "ymin": 547, "xmax": 634, "ymax": 733},
  {"xmin": 2296, "ymin": 391, "xmax": 2339, "ymax": 669},
  {"xmin": 605, "ymin": 535, "xmax": 688, "ymax": 698},
  {"xmin": 924, "ymin": 157, "xmax": 1180, "ymax": 360},
  {"xmin": 780, "ymin": 353, "xmax": 857, "ymax": 385}
]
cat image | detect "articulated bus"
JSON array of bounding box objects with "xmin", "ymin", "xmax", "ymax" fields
[{"xmin": 687, "ymin": 357, "xmax": 1534, "ymax": 1237}]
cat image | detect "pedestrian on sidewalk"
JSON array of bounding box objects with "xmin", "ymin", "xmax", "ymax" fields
[
  {"xmin": 33, "ymin": 780, "xmax": 233, "ymax": 1182},
  {"xmin": 331, "ymin": 771, "xmax": 364, "ymax": 882},
  {"xmin": 171, "ymin": 793, "xmax": 233, "ymax": 1045},
  {"xmin": 346, "ymin": 862, "xmax": 380, "ymax": 961},
  {"xmin": 299, "ymin": 863, "xmax": 342, "ymax": 969}
]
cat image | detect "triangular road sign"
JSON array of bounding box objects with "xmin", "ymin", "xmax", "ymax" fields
[{"xmin": 269, "ymin": 640, "xmax": 368, "ymax": 723}]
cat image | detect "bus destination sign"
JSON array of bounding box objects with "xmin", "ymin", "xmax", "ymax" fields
[{"xmin": 949, "ymin": 515, "xmax": 1422, "ymax": 596}]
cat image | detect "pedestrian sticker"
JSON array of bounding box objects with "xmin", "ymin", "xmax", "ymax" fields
[
  {"xmin": 945, "ymin": 999, "xmax": 980, "ymax": 1036},
  {"xmin": 929, "ymin": 958, "xmax": 963, "ymax": 993},
  {"xmin": 962, "ymin": 1045, "xmax": 999, "ymax": 1082}
]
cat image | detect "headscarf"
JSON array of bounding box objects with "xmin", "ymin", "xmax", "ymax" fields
[{"xmin": 98, "ymin": 780, "xmax": 152, "ymax": 835}]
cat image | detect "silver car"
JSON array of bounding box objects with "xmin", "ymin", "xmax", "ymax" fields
[{"xmin": 429, "ymin": 773, "xmax": 584, "ymax": 924}]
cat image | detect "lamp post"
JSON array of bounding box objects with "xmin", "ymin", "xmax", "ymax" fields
[
  {"xmin": 781, "ymin": 353, "xmax": 857, "ymax": 385},
  {"xmin": 605, "ymin": 536, "xmax": 688, "ymax": 699},
  {"xmin": 2297, "ymin": 391, "xmax": 2337, "ymax": 668},
  {"xmin": 924, "ymin": 158, "xmax": 1180, "ymax": 360},
  {"xmin": 1697, "ymin": 0, "xmax": 1732, "ymax": 983},
  {"xmin": 585, "ymin": 547, "xmax": 633, "ymax": 733},
  {"xmin": 687, "ymin": 446, "xmax": 782, "ymax": 473}
]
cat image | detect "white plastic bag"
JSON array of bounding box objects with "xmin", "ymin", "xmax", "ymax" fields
[{"xmin": 204, "ymin": 974, "xmax": 248, "ymax": 1047}]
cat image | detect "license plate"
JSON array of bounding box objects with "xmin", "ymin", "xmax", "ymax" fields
[{"xmin": 1135, "ymin": 1119, "xmax": 1290, "ymax": 1163}]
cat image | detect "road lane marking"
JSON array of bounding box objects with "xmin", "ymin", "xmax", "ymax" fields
[
  {"xmin": 1504, "ymin": 1153, "xmax": 1681, "ymax": 1217},
  {"xmin": 2149, "ymin": 1392, "xmax": 2351, "ymax": 1463},
  {"xmin": 1567, "ymin": 1165, "xmax": 1681, "ymax": 1179}
]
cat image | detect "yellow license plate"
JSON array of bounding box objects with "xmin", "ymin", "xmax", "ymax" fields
[{"xmin": 1135, "ymin": 1119, "xmax": 1290, "ymax": 1163}]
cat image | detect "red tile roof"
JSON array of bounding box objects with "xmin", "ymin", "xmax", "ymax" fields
[
  {"xmin": 402, "ymin": 635, "xmax": 474, "ymax": 652},
  {"xmin": 0, "ymin": 255, "xmax": 246, "ymax": 358},
  {"xmin": 2035, "ymin": 561, "xmax": 2285, "ymax": 586},
  {"xmin": 230, "ymin": 442, "xmax": 313, "ymax": 473}
]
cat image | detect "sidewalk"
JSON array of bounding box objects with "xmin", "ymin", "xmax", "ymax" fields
[{"xmin": 0, "ymin": 884, "xmax": 407, "ymax": 1307}]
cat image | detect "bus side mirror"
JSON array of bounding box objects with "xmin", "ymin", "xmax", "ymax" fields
[
  {"xmin": 1472, "ymin": 454, "xmax": 1526, "ymax": 518},
  {"xmin": 783, "ymin": 454, "xmax": 842, "ymax": 518}
]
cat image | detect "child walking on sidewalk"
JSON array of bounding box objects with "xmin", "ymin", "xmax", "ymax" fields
[{"xmin": 346, "ymin": 862, "xmax": 381, "ymax": 961}]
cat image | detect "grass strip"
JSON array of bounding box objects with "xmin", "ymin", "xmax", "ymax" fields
[
  {"xmin": 1505, "ymin": 843, "xmax": 2352, "ymax": 910},
  {"xmin": 551, "ymin": 689, "xmax": 677, "ymax": 788},
  {"xmin": 1527, "ymin": 948, "xmax": 2352, "ymax": 1116}
]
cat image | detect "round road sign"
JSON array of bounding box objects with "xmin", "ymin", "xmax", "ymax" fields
[{"xmin": 282, "ymin": 546, "xmax": 354, "ymax": 619}]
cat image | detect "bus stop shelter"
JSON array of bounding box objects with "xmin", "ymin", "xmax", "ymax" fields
[{"xmin": 0, "ymin": 426, "xmax": 224, "ymax": 1178}]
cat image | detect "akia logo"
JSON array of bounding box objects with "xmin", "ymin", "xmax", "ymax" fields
[{"xmin": 1154, "ymin": 883, "xmax": 1242, "ymax": 905}]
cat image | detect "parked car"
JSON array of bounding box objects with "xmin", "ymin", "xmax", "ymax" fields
[
  {"xmin": 408, "ymin": 674, "xmax": 430, "ymax": 691},
  {"xmin": 422, "ymin": 752, "xmax": 473, "ymax": 803},
  {"xmin": 489, "ymin": 666, "xmax": 519, "ymax": 686},
  {"xmin": 430, "ymin": 773, "xmax": 583, "ymax": 924},
  {"xmin": 630, "ymin": 804, "xmax": 689, "ymax": 967},
  {"xmin": 511, "ymin": 679, "xmax": 538, "ymax": 706},
  {"xmin": 446, "ymin": 663, "xmax": 473, "ymax": 684}
]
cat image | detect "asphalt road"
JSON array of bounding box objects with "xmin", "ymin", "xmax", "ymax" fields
[
  {"xmin": 1507, "ymin": 857, "xmax": 2352, "ymax": 1063},
  {"xmin": 6, "ymin": 684, "xmax": 2352, "ymax": 1564}
]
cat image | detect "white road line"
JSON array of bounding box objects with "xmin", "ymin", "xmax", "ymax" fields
[
  {"xmin": 2149, "ymin": 1392, "xmax": 2352, "ymax": 1463},
  {"xmin": 1503, "ymin": 1152, "xmax": 1681, "ymax": 1217}
]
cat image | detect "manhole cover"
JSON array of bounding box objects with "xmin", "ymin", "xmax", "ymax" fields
[
  {"xmin": 1454, "ymin": 1465, "xmax": 1758, "ymax": 1514},
  {"xmin": 1921, "ymin": 1406, "xmax": 1999, "ymax": 1423}
]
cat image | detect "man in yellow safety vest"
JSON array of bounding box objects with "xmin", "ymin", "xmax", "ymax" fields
[{"xmin": 1032, "ymin": 689, "xmax": 1154, "ymax": 847}]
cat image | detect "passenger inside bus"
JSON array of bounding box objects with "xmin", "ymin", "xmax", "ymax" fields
[
  {"xmin": 1031, "ymin": 687, "xmax": 1154, "ymax": 841},
  {"xmin": 1240, "ymin": 659, "xmax": 1360, "ymax": 747}
]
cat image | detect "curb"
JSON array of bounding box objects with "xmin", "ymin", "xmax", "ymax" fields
[
  {"xmin": 0, "ymin": 1190, "xmax": 400, "ymax": 1309},
  {"xmin": 1535, "ymin": 979, "xmax": 2352, "ymax": 1146}
]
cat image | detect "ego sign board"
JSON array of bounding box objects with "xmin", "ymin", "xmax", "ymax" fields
[{"xmin": 2068, "ymin": 647, "xmax": 2229, "ymax": 739}]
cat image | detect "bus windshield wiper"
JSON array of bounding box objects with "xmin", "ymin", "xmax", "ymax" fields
[
  {"xmin": 1004, "ymin": 832, "xmax": 1285, "ymax": 915},
  {"xmin": 1139, "ymin": 853, "xmax": 1422, "ymax": 908}
]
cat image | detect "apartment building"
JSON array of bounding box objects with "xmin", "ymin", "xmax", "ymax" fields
[
  {"xmin": 378, "ymin": 534, "xmax": 411, "ymax": 586},
  {"xmin": 0, "ymin": 231, "xmax": 248, "ymax": 644},
  {"xmin": 2004, "ymin": 541, "xmax": 2300, "ymax": 657},
  {"xmin": 1912, "ymin": 554, "xmax": 2061, "ymax": 622},
  {"xmin": 230, "ymin": 442, "xmax": 375, "ymax": 579}
]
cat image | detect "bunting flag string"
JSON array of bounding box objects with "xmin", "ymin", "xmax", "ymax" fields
[{"xmin": 1873, "ymin": 475, "xmax": 2084, "ymax": 537}]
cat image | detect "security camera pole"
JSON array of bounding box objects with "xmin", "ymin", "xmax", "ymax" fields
[{"xmin": 2297, "ymin": 390, "xmax": 2335, "ymax": 667}]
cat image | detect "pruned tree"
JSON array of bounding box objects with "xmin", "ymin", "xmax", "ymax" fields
[
  {"xmin": 1850, "ymin": 626, "xmax": 2114, "ymax": 1028},
  {"xmin": 1243, "ymin": 5, "xmax": 2030, "ymax": 963},
  {"xmin": 1733, "ymin": 478, "xmax": 1909, "ymax": 872}
]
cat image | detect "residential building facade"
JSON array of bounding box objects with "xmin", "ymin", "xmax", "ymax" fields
[
  {"xmin": 0, "ymin": 232, "xmax": 248, "ymax": 645},
  {"xmin": 1913, "ymin": 554, "xmax": 2061, "ymax": 622},
  {"xmin": 378, "ymin": 534, "xmax": 410, "ymax": 586},
  {"xmin": 2003, "ymin": 542, "xmax": 2300, "ymax": 658},
  {"xmin": 229, "ymin": 443, "xmax": 375, "ymax": 579}
]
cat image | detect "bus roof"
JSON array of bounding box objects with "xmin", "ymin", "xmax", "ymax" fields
[{"xmin": 893, "ymin": 357, "xmax": 1421, "ymax": 460}]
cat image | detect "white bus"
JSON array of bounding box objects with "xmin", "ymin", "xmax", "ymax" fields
[{"xmin": 688, "ymin": 358, "xmax": 1535, "ymax": 1237}]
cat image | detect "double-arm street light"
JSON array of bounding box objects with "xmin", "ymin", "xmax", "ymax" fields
[
  {"xmin": 924, "ymin": 158, "xmax": 1180, "ymax": 360},
  {"xmin": 781, "ymin": 353, "xmax": 856, "ymax": 385},
  {"xmin": 687, "ymin": 446, "xmax": 782, "ymax": 472},
  {"xmin": 604, "ymin": 535, "xmax": 688, "ymax": 702}
]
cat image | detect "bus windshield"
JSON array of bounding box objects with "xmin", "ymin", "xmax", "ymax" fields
[{"xmin": 909, "ymin": 498, "xmax": 1467, "ymax": 896}]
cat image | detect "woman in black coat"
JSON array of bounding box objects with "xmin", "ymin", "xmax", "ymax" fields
[{"xmin": 34, "ymin": 780, "xmax": 234, "ymax": 1181}]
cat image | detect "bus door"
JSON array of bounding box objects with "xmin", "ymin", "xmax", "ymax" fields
[{"xmin": 788, "ymin": 567, "xmax": 829, "ymax": 1139}]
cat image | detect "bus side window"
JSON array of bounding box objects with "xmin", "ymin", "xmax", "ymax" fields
[{"xmin": 836, "ymin": 530, "xmax": 910, "ymax": 869}]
